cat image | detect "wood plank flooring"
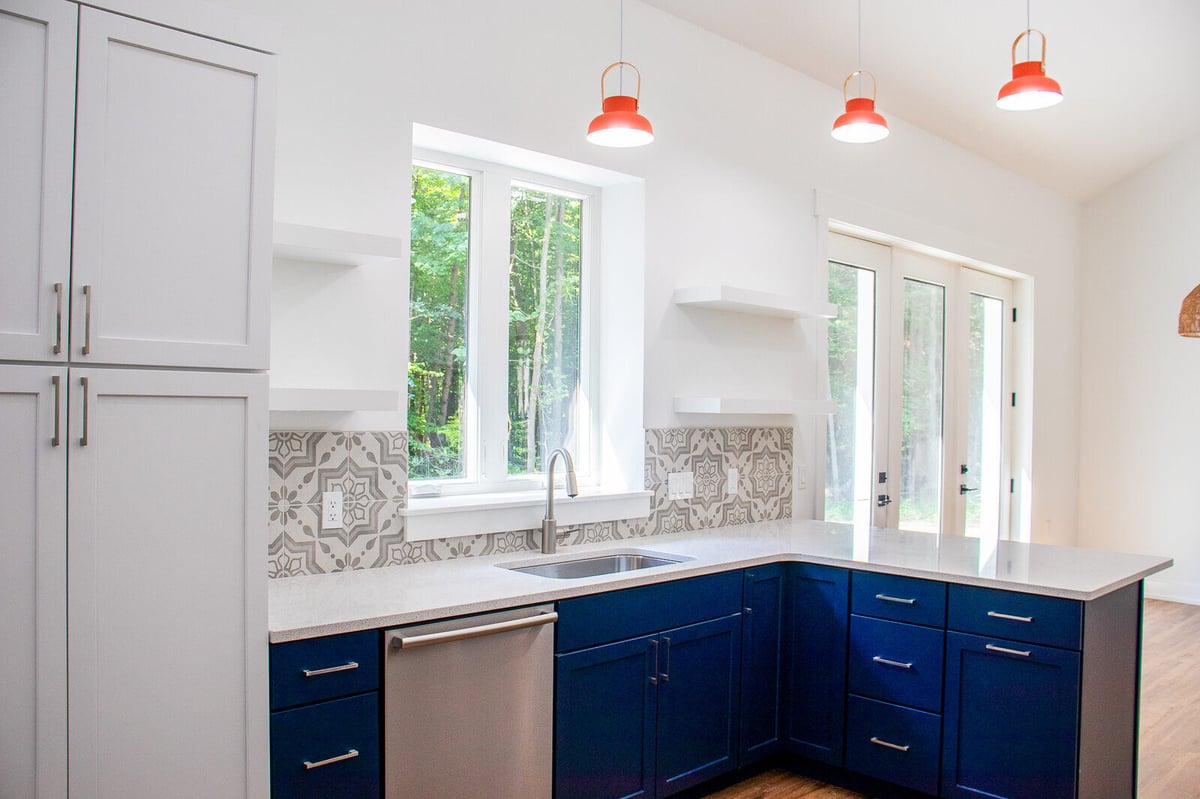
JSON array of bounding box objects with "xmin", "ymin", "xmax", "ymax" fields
[{"xmin": 704, "ymin": 598, "xmax": 1200, "ymax": 799}]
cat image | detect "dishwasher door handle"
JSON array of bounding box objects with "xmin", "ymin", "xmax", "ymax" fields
[{"xmin": 388, "ymin": 611, "xmax": 558, "ymax": 650}]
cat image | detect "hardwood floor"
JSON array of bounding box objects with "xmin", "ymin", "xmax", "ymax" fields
[{"xmin": 704, "ymin": 598, "xmax": 1200, "ymax": 799}]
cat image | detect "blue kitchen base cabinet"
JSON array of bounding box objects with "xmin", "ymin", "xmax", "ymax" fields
[
  {"xmin": 555, "ymin": 634, "xmax": 658, "ymax": 799},
  {"xmin": 269, "ymin": 630, "xmax": 381, "ymax": 799},
  {"xmin": 783, "ymin": 563, "xmax": 850, "ymax": 766},
  {"xmin": 554, "ymin": 572, "xmax": 743, "ymax": 799},
  {"xmin": 739, "ymin": 565, "xmax": 786, "ymax": 766},
  {"xmin": 271, "ymin": 693, "xmax": 381, "ymax": 799}
]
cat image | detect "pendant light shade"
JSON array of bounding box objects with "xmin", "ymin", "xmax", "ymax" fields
[
  {"xmin": 1180, "ymin": 283, "xmax": 1200, "ymax": 338},
  {"xmin": 833, "ymin": 70, "xmax": 889, "ymax": 143},
  {"xmin": 587, "ymin": 61, "xmax": 654, "ymax": 147},
  {"xmin": 997, "ymin": 29, "xmax": 1063, "ymax": 110}
]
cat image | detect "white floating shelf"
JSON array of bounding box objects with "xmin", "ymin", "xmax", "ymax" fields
[
  {"xmin": 673, "ymin": 285, "xmax": 837, "ymax": 320},
  {"xmin": 269, "ymin": 387, "xmax": 401, "ymax": 412},
  {"xmin": 673, "ymin": 396, "xmax": 838, "ymax": 416},
  {"xmin": 273, "ymin": 222, "xmax": 405, "ymax": 266}
]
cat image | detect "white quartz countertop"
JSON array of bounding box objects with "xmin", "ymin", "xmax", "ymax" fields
[{"xmin": 268, "ymin": 518, "xmax": 1173, "ymax": 642}]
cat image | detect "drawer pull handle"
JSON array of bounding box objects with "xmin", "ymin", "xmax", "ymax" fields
[
  {"xmin": 870, "ymin": 737, "xmax": 910, "ymax": 752},
  {"xmin": 875, "ymin": 593, "xmax": 916, "ymax": 605},
  {"xmin": 302, "ymin": 661, "xmax": 359, "ymax": 678},
  {"xmin": 303, "ymin": 749, "xmax": 359, "ymax": 770},
  {"xmin": 985, "ymin": 643, "xmax": 1032, "ymax": 657},
  {"xmin": 81, "ymin": 284, "xmax": 93, "ymax": 356},
  {"xmin": 872, "ymin": 655, "xmax": 914, "ymax": 670},
  {"xmin": 987, "ymin": 610, "xmax": 1034, "ymax": 623}
]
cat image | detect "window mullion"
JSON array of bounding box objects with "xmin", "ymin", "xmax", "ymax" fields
[{"xmin": 476, "ymin": 169, "xmax": 514, "ymax": 488}]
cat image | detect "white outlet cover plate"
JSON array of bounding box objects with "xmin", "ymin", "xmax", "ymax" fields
[
  {"xmin": 667, "ymin": 471, "xmax": 694, "ymax": 501},
  {"xmin": 322, "ymin": 490, "xmax": 344, "ymax": 529}
]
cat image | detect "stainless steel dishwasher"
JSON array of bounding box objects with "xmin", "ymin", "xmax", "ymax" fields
[{"xmin": 383, "ymin": 604, "xmax": 557, "ymax": 798}]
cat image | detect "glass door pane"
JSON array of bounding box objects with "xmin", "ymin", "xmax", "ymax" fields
[
  {"xmin": 963, "ymin": 292, "xmax": 1005, "ymax": 539},
  {"xmin": 826, "ymin": 262, "xmax": 876, "ymax": 527},
  {"xmin": 898, "ymin": 278, "xmax": 945, "ymax": 533}
]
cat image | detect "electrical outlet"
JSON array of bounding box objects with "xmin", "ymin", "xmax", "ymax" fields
[
  {"xmin": 667, "ymin": 471, "xmax": 694, "ymax": 501},
  {"xmin": 797, "ymin": 465, "xmax": 808, "ymax": 490},
  {"xmin": 726, "ymin": 468, "xmax": 739, "ymax": 496},
  {"xmin": 322, "ymin": 490, "xmax": 344, "ymax": 529}
]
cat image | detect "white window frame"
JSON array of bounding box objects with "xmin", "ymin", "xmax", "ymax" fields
[{"xmin": 410, "ymin": 149, "xmax": 601, "ymax": 497}]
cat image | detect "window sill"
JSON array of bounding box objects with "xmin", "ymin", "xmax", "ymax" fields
[{"xmin": 399, "ymin": 488, "xmax": 652, "ymax": 541}]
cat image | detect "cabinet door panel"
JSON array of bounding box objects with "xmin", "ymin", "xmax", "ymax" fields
[
  {"xmin": 0, "ymin": 0, "xmax": 74, "ymax": 361},
  {"xmin": 942, "ymin": 631, "xmax": 1080, "ymax": 799},
  {"xmin": 740, "ymin": 565, "xmax": 784, "ymax": 765},
  {"xmin": 72, "ymin": 10, "xmax": 274, "ymax": 369},
  {"xmin": 657, "ymin": 614, "xmax": 742, "ymax": 796},
  {"xmin": 0, "ymin": 366, "xmax": 67, "ymax": 798},
  {"xmin": 67, "ymin": 369, "xmax": 267, "ymax": 799},
  {"xmin": 556, "ymin": 635, "xmax": 657, "ymax": 799},
  {"xmin": 783, "ymin": 563, "xmax": 849, "ymax": 765}
]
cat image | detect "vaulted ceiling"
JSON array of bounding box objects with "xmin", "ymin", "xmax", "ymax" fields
[{"xmin": 643, "ymin": 0, "xmax": 1200, "ymax": 201}]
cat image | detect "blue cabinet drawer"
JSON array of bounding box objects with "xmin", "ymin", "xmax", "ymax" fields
[
  {"xmin": 270, "ymin": 630, "xmax": 380, "ymax": 709},
  {"xmin": 848, "ymin": 615, "xmax": 945, "ymax": 712},
  {"xmin": 556, "ymin": 571, "xmax": 742, "ymax": 652},
  {"xmin": 948, "ymin": 584, "xmax": 1082, "ymax": 650},
  {"xmin": 270, "ymin": 692, "xmax": 380, "ymax": 799},
  {"xmin": 851, "ymin": 571, "xmax": 947, "ymax": 628},
  {"xmin": 845, "ymin": 695, "xmax": 941, "ymax": 796}
]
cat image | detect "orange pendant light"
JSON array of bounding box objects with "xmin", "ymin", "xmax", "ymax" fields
[
  {"xmin": 588, "ymin": 0, "xmax": 653, "ymax": 148},
  {"xmin": 833, "ymin": 70, "xmax": 889, "ymax": 143},
  {"xmin": 997, "ymin": 29, "xmax": 1063, "ymax": 110},
  {"xmin": 587, "ymin": 61, "xmax": 654, "ymax": 147},
  {"xmin": 832, "ymin": 0, "xmax": 888, "ymax": 144}
]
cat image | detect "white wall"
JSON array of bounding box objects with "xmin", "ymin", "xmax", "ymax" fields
[
  {"xmin": 215, "ymin": 0, "xmax": 1084, "ymax": 544},
  {"xmin": 1079, "ymin": 136, "xmax": 1200, "ymax": 603}
]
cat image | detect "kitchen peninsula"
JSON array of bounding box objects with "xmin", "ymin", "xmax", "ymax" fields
[{"xmin": 268, "ymin": 519, "xmax": 1170, "ymax": 799}]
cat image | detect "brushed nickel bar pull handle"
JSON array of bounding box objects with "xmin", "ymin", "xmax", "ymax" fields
[
  {"xmin": 51, "ymin": 375, "xmax": 62, "ymax": 446},
  {"xmin": 81, "ymin": 285, "xmax": 93, "ymax": 356},
  {"xmin": 53, "ymin": 283, "xmax": 64, "ymax": 354},
  {"xmin": 302, "ymin": 661, "xmax": 358, "ymax": 678},
  {"xmin": 875, "ymin": 593, "xmax": 916, "ymax": 605},
  {"xmin": 389, "ymin": 611, "xmax": 557, "ymax": 650},
  {"xmin": 661, "ymin": 636, "xmax": 671, "ymax": 683},
  {"xmin": 649, "ymin": 639, "xmax": 659, "ymax": 685},
  {"xmin": 987, "ymin": 610, "xmax": 1034, "ymax": 623},
  {"xmin": 79, "ymin": 376, "xmax": 89, "ymax": 447},
  {"xmin": 303, "ymin": 749, "xmax": 359, "ymax": 770},
  {"xmin": 870, "ymin": 737, "xmax": 911, "ymax": 752},
  {"xmin": 986, "ymin": 643, "xmax": 1032, "ymax": 657},
  {"xmin": 872, "ymin": 655, "xmax": 914, "ymax": 670}
]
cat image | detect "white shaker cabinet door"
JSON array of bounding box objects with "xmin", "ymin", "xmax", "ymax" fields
[
  {"xmin": 71, "ymin": 10, "xmax": 275, "ymax": 369},
  {"xmin": 0, "ymin": 1, "xmax": 75, "ymax": 362},
  {"xmin": 67, "ymin": 368, "xmax": 268, "ymax": 799},
  {"xmin": 0, "ymin": 366, "xmax": 68, "ymax": 799}
]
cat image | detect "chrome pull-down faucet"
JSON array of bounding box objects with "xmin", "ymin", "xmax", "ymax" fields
[{"xmin": 541, "ymin": 448, "xmax": 579, "ymax": 554}]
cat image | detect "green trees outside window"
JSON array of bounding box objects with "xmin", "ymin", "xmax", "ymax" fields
[{"xmin": 409, "ymin": 164, "xmax": 585, "ymax": 483}]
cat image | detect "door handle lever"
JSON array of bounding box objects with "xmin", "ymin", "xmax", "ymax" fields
[{"xmin": 959, "ymin": 484, "xmax": 979, "ymax": 494}]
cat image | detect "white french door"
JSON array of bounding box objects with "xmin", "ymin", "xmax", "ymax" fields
[{"xmin": 824, "ymin": 233, "xmax": 1013, "ymax": 540}]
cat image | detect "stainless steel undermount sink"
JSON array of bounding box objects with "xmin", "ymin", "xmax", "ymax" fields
[{"xmin": 501, "ymin": 550, "xmax": 689, "ymax": 579}]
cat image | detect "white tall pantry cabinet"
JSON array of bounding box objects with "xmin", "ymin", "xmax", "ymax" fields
[{"xmin": 0, "ymin": 1, "xmax": 276, "ymax": 797}]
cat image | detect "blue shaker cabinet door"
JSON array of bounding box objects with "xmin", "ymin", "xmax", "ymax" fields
[
  {"xmin": 270, "ymin": 693, "xmax": 380, "ymax": 799},
  {"xmin": 783, "ymin": 563, "xmax": 850, "ymax": 766},
  {"xmin": 656, "ymin": 614, "xmax": 743, "ymax": 796},
  {"xmin": 942, "ymin": 631, "xmax": 1081, "ymax": 799},
  {"xmin": 739, "ymin": 565, "xmax": 785, "ymax": 766},
  {"xmin": 555, "ymin": 635, "xmax": 658, "ymax": 799}
]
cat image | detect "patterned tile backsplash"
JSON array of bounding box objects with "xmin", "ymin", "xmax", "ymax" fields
[{"xmin": 268, "ymin": 427, "xmax": 793, "ymax": 578}]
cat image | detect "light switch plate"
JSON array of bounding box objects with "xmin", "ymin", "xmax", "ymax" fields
[
  {"xmin": 726, "ymin": 468, "xmax": 738, "ymax": 496},
  {"xmin": 322, "ymin": 490, "xmax": 344, "ymax": 529},
  {"xmin": 667, "ymin": 471, "xmax": 694, "ymax": 501}
]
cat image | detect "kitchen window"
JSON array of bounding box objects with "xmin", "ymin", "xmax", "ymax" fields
[{"xmin": 408, "ymin": 154, "xmax": 596, "ymax": 493}]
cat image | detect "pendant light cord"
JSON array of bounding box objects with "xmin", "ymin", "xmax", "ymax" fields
[
  {"xmin": 619, "ymin": 0, "xmax": 625, "ymax": 94},
  {"xmin": 1026, "ymin": 0, "xmax": 1032, "ymax": 59},
  {"xmin": 854, "ymin": 0, "xmax": 864, "ymax": 94}
]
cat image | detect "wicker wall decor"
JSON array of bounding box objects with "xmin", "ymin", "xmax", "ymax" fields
[{"xmin": 1180, "ymin": 283, "xmax": 1200, "ymax": 338}]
